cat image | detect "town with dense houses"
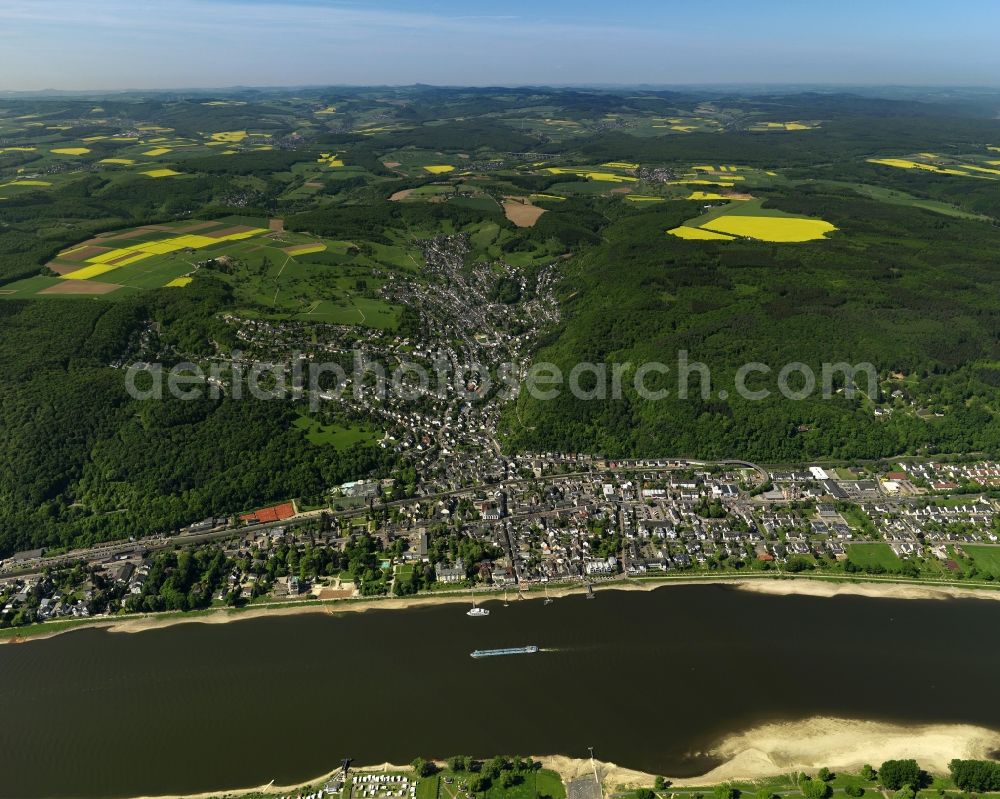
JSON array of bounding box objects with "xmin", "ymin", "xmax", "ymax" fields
[{"xmin": 4, "ymin": 453, "xmax": 1000, "ymax": 630}]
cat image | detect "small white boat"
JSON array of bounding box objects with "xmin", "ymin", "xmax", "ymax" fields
[{"xmin": 467, "ymin": 587, "xmax": 489, "ymax": 617}]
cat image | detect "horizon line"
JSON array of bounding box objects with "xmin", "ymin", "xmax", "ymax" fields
[{"xmin": 3, "ymin": 81, "xmax": 1000, "ymax": 96}]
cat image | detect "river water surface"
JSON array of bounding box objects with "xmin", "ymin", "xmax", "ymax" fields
[{"xmin": 2, "ymin": 584, "xmax": 999, "ymax": 799}]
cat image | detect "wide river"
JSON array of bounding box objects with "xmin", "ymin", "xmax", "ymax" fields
[{"xmin": 2, "ymin": 584, "xmax": 999, "ymax": 799}]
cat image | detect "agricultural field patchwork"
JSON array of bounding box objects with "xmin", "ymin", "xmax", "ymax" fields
[
  {"xmin": 2, "ymin": 87, "xmax": 1000, "ymax": 344},
  {"xmin": 1, "ymin": 219, "xmax": 273, "ymax": 296},
  {"xmin": 2, "ymin": 211, "xmax": 408, "ymax": 328},
  {"xmin": 749, "ymin": 120, "xmax": 819, "ymax": 132},
  {"xmin": 544, "ymin": 166, "xmax": 637, "ymax": 184},
  {"xmin": 868, "ymin": 152, "xmax": 1000, "ymax": 179}
]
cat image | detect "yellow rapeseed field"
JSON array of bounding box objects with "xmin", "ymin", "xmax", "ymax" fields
[
  {"xmin": 164, "ymin": 276, "xmax": 193, "ymax": 288},
  {"xmin": 758, "ymin": 121, "xmax": 814, "ymax": 131},
  {"xmin": 216, "ymin": 229, "xmax": 268, "ymax": 242},
  {"xmin": 84, "ymin": 249, "xmax": 153, "ymax": 265},
  {"xmin": 424, "ymin": 165, "xmax": 455, "ymax": 174},
  {"xmin": 668, "ymin": 226, "xmax": 735, "ymax": 241},
  {"xmin": 545, "ymin": 167, "xmax": 636, "ymax": 183},
  {"xmin": 318, "ymin": 153, "xmax": 345, "ymax": 167},
  {"xmin": 143, "ymin": 148, "xmax": 172, "ymax": 157},
  {"xmin": 287, "ymin": 244, "xmax": 327, "ymax": 256},
  {"xmin": 100, "ymin": 158, "xmax": 135, "ymax": 165},
  {"xmin": 668, "ymin": 180, "xmax": 736, "ymax": 187},
  {"xmin": 51, "ymin": 148, "xmax": 90, "ymax": 156},
  {"xmin": 63, "ymin": 264, "xmax": 121, "ymax": 281},
  {"xmin": 210, "ymin": 131, "xmax": 248, "ymax": 143},
  {"xmin": 142, "ymin": 169, "xmax": 182, "ymax": 178},
  {"xmin": 137, "ymin": 235, "xmax": 219, "ymax": 255},
  {"xmin": 63, "ymin": 228, "xmax": 270, "ymax": 281},
  {"xmin": 687, "ymin": 192, "xmax": 732, "ymax": 201},
  {"xmin": 961, "ymin": 165, "xmax": 1000, "ymax": 176},
  {"xmin": 867, "ymin": 158, "xmax": 987, "ymax": 178},
  {"xmin": 701, "ymin": 216, "xmax": 837, "ymax": 242}
]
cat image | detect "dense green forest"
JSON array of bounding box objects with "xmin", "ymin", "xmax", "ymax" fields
[
  {"xmin": 0, "ymin": 286, "xmax": 393, "ymax": 556},
  {"xmin": 501, "ymin": 190, "xmax": 1000, "ymax": 460}
]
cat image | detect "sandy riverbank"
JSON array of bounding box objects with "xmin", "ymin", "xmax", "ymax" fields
[
  {"xmin": 539, "ymin": 755, "xmax": 656, "ymax": 788},
  {"xmin": 732, "ymin": 578, "xmax": 1000, "ymax": 603},
  {"xmin": 105, "ymin": 594, "xmax": 469, "ymax": 635},
  {"xmin": 542, "ymin": 717, "xmax": 1000, "ymax": 789},
  {"xmin": 671, "ymin": 717, "xmax": 1000, "ymax": 785},
  {"xmin": 0, "ymin": 593, "xmax": 480, "ymax": 644},
  {"xmin": 125, "ymin": 715, "xmax": 1000, "ymax": 799},
  {"xmin": 4, "ymin": 574, "xmax": 1000, "ymax": 646}
]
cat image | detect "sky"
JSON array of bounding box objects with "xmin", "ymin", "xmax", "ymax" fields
[{"xmin": 1, "ymin": 0, "xmax": 999, "ymax": 91}]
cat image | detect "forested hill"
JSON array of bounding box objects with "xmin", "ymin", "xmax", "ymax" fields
[
  {"xmin": 500, "ymin": 189, "xmax": 1000, "ymax": 460},
  {"xmin": 0, "ymin": 288, "xmax": 392, "ymax": 558}
]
